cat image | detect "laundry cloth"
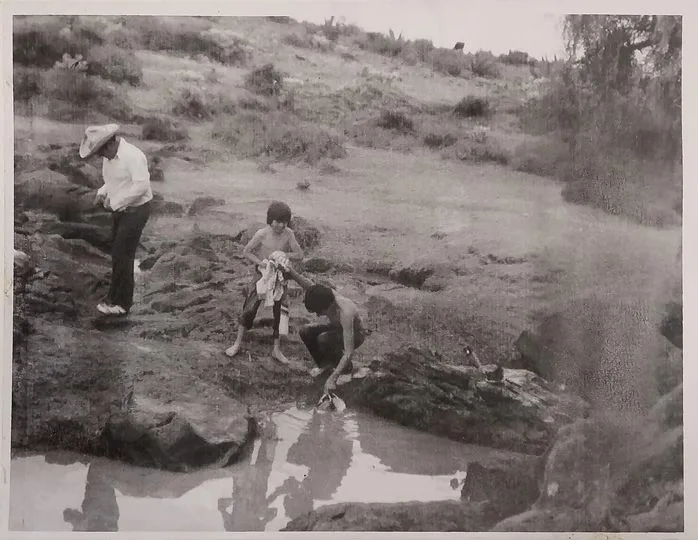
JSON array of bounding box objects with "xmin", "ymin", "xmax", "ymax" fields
[{"xmin": 256, "ymin": 251, "xmax": 290, "ymax": 306}]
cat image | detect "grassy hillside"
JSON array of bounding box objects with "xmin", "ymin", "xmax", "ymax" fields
[{"xmin": 13, "ymin": 15, "xmax": 681, "ymax": 227}]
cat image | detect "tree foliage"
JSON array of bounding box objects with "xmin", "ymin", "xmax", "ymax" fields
[{"xmin": 559, "ymin": 15, "xmax": 682, "ymax": 161}]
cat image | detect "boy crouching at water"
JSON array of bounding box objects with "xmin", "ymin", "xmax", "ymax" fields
[
  {"xmin": 226, "ymin": 201, "xmax": 303, "ymax": 364},
  {"xmin": 285, "ymin": 267, "xmax": 368, "ymax": 394}
]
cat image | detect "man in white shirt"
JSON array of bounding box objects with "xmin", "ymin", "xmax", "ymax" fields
[{"xmin": 79, "ymin": 124, "xmax": 153, "ymax": 316}]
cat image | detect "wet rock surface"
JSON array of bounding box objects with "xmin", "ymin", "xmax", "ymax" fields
[
  {"xmin": 283, "ymin": 500, "xmax": 500, "ymax": 532},
  {"xmin": 337, "ymin": 346, "xmax": 589, "ymax": 455}
]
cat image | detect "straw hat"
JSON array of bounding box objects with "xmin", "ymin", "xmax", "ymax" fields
[{"xmin": 79, "ymin": 124, "xmax": 119, "ymax": 158}]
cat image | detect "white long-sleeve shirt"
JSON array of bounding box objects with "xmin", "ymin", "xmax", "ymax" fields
[{"xmin": 97, "ymin": 137, "xmax": 153, "ymax": 212}]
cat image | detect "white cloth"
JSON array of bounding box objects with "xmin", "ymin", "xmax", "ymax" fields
[
  {"xmin": 256, "ymin": 251, "xmax": 290, "ymax": 306},
  {"xmin": 97, "ymin": 138, "xmax": 153, "ymax": 212}
]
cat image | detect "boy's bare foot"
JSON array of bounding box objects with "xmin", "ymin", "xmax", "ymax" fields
[
  {"xmin": 272, "ymin": 347, "xmax": 290, "ymax": 365},
  {"xmin": 225, "ymin": 342, "xmax": 241, "ymax": 357}
]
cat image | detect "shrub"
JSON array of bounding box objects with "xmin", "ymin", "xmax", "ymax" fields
[
  {"xmin": 499, "ymin": 50, "xmax": 532, "ymax": 65},
  {"xmin": 266, "ymin": 16, "xmax": 293, "ymax": 24},
  {"xmin": 13, "ymin": 16, "xmax": 105, "ymax": 68},
  {"xmin": 142, "ymin": 116, "xmax": 189, "ymax": 141},
  {"xmin": 283, "ymin": 33, "xmax": 311, "ymax": 49},
  {"xmin": 454, "ymin": 95, "xmax": 491, "ymax": 118},
  {"xmin": 244, "ymin": 63, "xmax": 284, "ymax": 96},
  {"xmin": 470, "ymin": 50, "xmax": 502, "ymax": 78},
  {"xmin": 359, "ymin": 31, "xmax": 405, "ymax": 57},
  {"xmin": 423, "ymin": 132, "xmax": 457, "ymax": 148},
  {"xmin": 429, "ymin": 48, "xmax": 467, "ymax": 77},
  {"xmin": 411, "ymin": 39, "xmax": 435, "ymax": 63},
  {"xmin": 211, "ymin": 111, "xmax": 346, "ymax": 165},
  {"xmin": 377, "ymin": 110, "xmax": 413, "ymax": 131},
  {"xmin": 170, "ymin": 84, "xmax": 237, "ymax": 120},
  {"xmin": 450, "ymin": 131, "xmax": 510, "ymax": 164},
  {"xmin": 86, "ymin": 45, "xmax": 143, "ymax": 85},
  {"xmin": 13, "ymin": 66, "xmax": 43, "ymax": 101},
  {"xmin": 39, "ymin": 67, "xmax": 132, "ymax": 121}
]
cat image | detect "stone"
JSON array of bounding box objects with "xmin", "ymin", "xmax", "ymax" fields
[
  {"xmin": 187, "ymin": 196, "xmax": 226, "ymax": 216},
  {"xmin": 461, "ymin": 455, "xmax": 543, "ymax": 520},
  {"xmin": 337, "ymin": 346, "xmax": 589, "ymax": 454},
  {"xmin": 283, "ymin": 501, "xmax": 499, "ymax": 532},
  {"xmin": 102, "ymin": 394, "xmax": 252, "ymax": 471}
]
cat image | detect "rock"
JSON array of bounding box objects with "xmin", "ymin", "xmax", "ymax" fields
[
  {"xmin": 12, "ymin": 322, "xmax": 131, "ymax": 451},
  {"xmin": 36, "ymin": 220, "xmax": 112, "ymax": 252},
  {"xmin": 187, "ymin": 196, "xmax": 226, "ymax": 216},
  {"xmin": 102, "ymin": 394, "xmax": 252, "ymax": 471},
  {"xmin": 660, "ymin": 300, "xmax": 682, "ymax": 348},
  {"xmin": 461, "ymin": 455, "xmax": 543, "ymax": 520},
  {"xmin": 513, "ymin": 330, "xmax": 551, "ymax": 377},
  {"xmin": 421, "ymin": 273, "xmax": 450, "ymax": 291},
  {"xmin": 15, "ymin": 168, "xmax": 94, "ymax": 220},
  {"xmin": 17, "ymin": 234, "xmax": 111, "ymax": 318},
  {"xmin": 525, "ymin": 297, "xmax": 673, "ymax": 414},
  {"xmin": 338, "ymin": 346, "xmax": 589, "ymax": 454},
  {"xmin": 149, "ymin": 167, "xmax": 165, "ymax": 183},
  {"xmin": 493, "ymin": 405, "xmax": 684, "ymax": 532},
  {"xmin": 303, "ymin": 257, "xmax": 333, "ymax": 273},
  {"xmin": 13, "ymin": 249, "xmax": 33, "ymax": 277},
  {"xmin": 283, "ymin": 501, "xmax": 500, "ymax": 532},
  {"xmin": 49, "ymin": 161, "xmax": 102, "ymax": 190},
  {"xmin": 150, "ymin": 289, "xmax": 215, "ymax": 313},
  {"xmin": 12, "ymin": 320, "xmax": 255, "ymax": 471},
  {"xmin": 388, "ymin": 261, "xmax": 435, "ymax": 288},
  {"xmin": 150, "ymin": 198, "xmax": 185, "ymax": 217}
]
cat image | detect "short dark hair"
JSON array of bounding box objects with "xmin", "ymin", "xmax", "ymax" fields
[
  {"xmin": 267, "ymin": 201, "xmax": 292, "ymax": 225},
  {"xmin": 304, "ymin": 284, "xmax": 335, "ymax": 314}
]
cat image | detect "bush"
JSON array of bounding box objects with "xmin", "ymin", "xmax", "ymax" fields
[
  {"xmin": 38, "ymin": 67, "xmax": 132, "ymax": 121},
  {"xmin": 13, "ymin": 66, "xmax": 43, "ymax": 101},
  {"xmin": 283, "ymin": 33, "xmax": 311, "ymax": 49},
  {"xmin": 359, "ymin": 31, "xmax": 405, "ymax": 57},
  {"xmin": 423, "ymin": 132, "xmax": 457, "ymax": 148},
  {"xmin": 86, "ymin": 45, "xmax": 143, "ymax": 85},
  {"xmin": 499, "ymin": 50, "xmax": 532, "ymax": 65},
  {"xmin": 411, "ymin": 39, "xmax": 435, "ymax": 63},
  {"xmin": 244, "ymin": 63, "xmax": 284, "ymax": 96},
  {"xmin": 470, "ymin": 50, "xmax": 501, "ymax": 78},
  {"xmin": 377, "ymin": 110, "xmax": 413, "ymax": 131},
  {"xmin": 211, "ymin": 111, "xmax": 346, "ymax": 164},
  {"xmin": 170, "ymin": 84, "xmax": 237, "ymax": 120},
  {"xmin": 429, "ymin": 48, "xmax": 467, "ymax": 77},
  {"xmin": 124, "ymin": 17, "xmax": 249, "ymax": 65},
  {"xmin": 142, "ymin": 116, "xmax": 189, "ymax": 142},
  {"xmin": 449, "ymin": 131, "xmax": 510, "ymax": 164},
  {"xmin": 13, "ymin": 16, "xmax": 105, "ymax": 68},
  {"xmin": 454, "ymin": 95, "xmax": 491, "ymax": 118}
]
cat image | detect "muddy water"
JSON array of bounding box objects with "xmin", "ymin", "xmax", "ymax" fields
[{"xmin": 10, "ymin": 406, "xmax": 518, "ymax": 532}]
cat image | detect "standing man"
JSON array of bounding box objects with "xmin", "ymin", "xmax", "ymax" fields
[{"xmin": 79, "ymin": 124, "xmax": 152, "ymax": 316}]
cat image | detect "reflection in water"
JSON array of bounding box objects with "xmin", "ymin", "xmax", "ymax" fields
[
  {"xmin": 12, "ymin": 407, "xmax": 476, "ymax": 532},
  {"xmin": 218, "ymin": 421, "xmax": 278, "ymax": 531},
  {"xmin": 63, "ymin": 461, "xmax": 119, "ymax": 531},
  {"xmin": 281, "ymin": 409, "xmax": 353, "ymax": 521}
]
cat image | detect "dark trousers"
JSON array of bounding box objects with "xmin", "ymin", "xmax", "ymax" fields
[
  {"xmin": 299, "ymin": 321, "xmax": 365, "ymax": 371},
  {"xmin": 239, "ymin": 273, "xmax": 287, "ymax": 338},
  {"xmin": 108, "ymin": 202, "xmax": 150, "ymax": 311}
]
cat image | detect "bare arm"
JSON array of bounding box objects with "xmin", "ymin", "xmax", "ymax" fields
[
  {"xmin": 325, "ymin": 305, "xmax": 357, "ymax": 391},
  {"xmin": 285, "ymin": 230, "xmax": 304, "ymax": 261},
  {"xmin": 242, "ymin": 229, "xmax": 265, "ymax": 267},
  {"xmin": 285, "ymin": 267, "xmax": 315, "ymax": 290}
]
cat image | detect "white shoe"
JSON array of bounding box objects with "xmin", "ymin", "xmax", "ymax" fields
[
  {"xmin": 310, "ymin": 367, "xmax": 329, "ymax": 378},
  {"xmin": 97, "ymin": 303, "xmax": 126, "ymax": 315}
]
